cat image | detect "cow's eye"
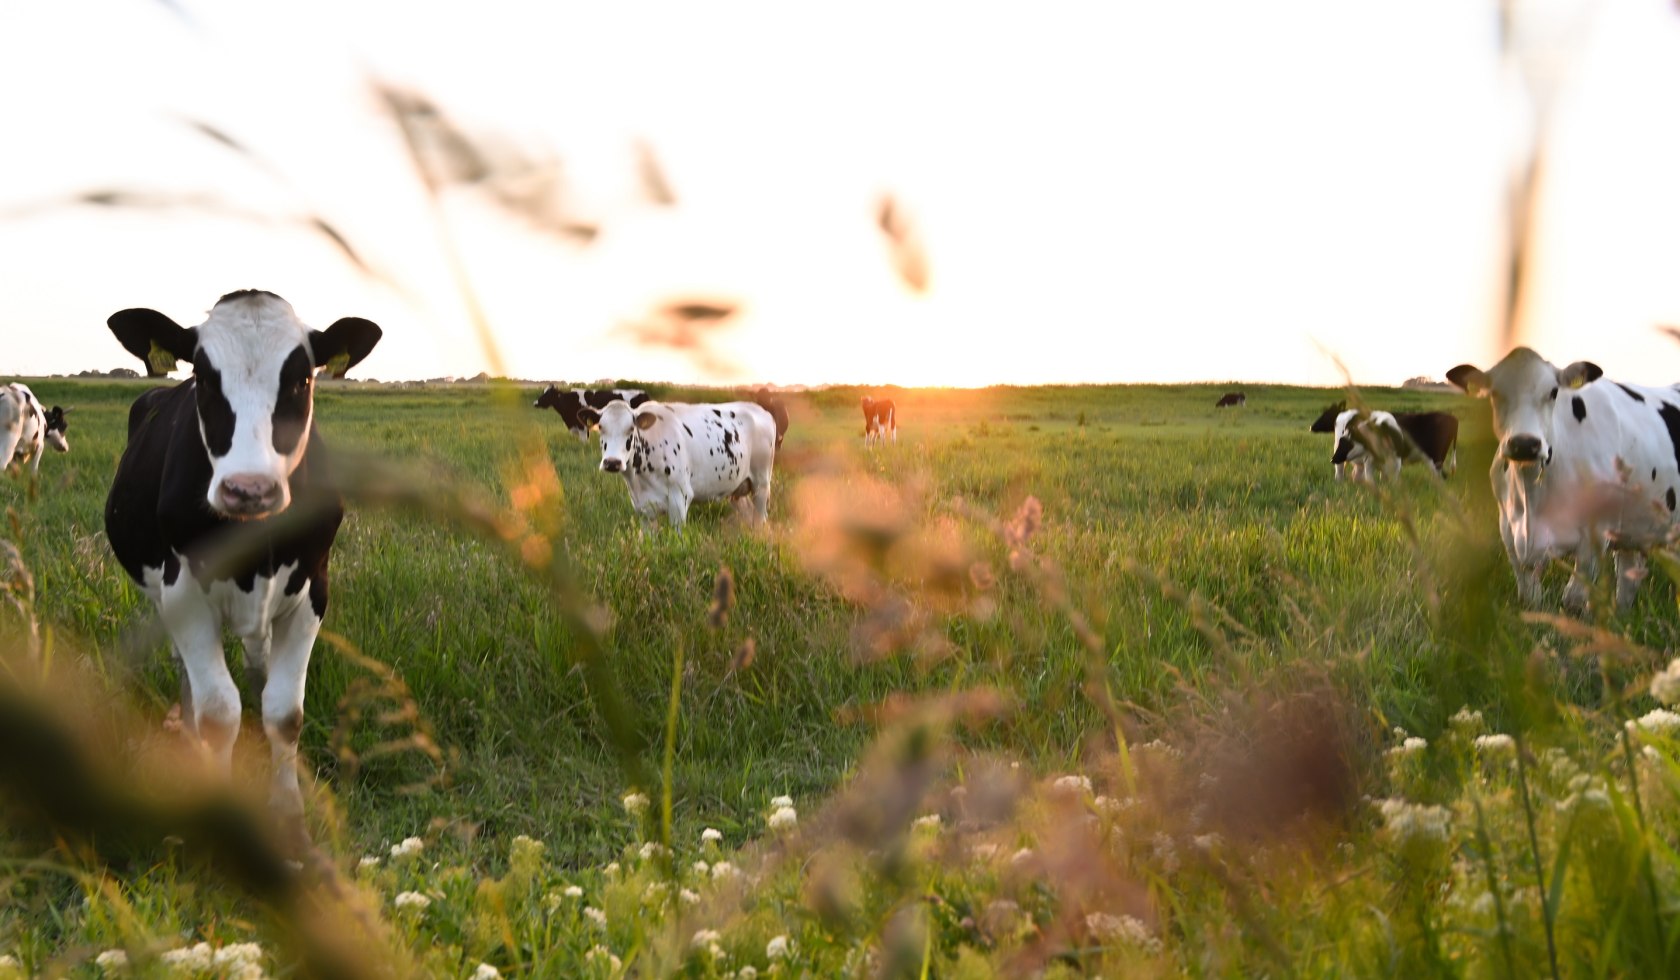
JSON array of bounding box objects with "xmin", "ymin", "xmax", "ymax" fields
[{"xmin": 1549, "ymin": 387, "xmax": 1558, "ymax": 400}]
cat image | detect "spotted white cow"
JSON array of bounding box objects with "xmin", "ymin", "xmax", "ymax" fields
[
  {"xmin": 0, "ymin": 383, "xmax": 69, "ymax": 474},
  {"xmin": 1318, "ymin": 409, "xmax": 1458, "ymax": 482},
  {"xmin": 103, "ymin": 290, "xmax": 381, "ymax": 842},
  {"xmin": 579, "ymin": 399, "xmax": 777, "ymax": 526},
  {"xmin": 1448, "ymin": 347, "xmax": 1680, "ymax": 610}
]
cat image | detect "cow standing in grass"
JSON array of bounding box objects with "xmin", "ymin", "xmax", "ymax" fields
[
  {"xmin": 1312, "ymin": 408, "xmax": 1458, "ymax": 481},
  {"xmin": 0, "ymin": 383, "xmax": 69, "ymax": 474},
  {"xmin": 1448, "ymin": 347, "xmax": 1680, "ymax": 610},
  {"xmin": 862, "ymin": 396, "xmax": 897, "ymax": 444},
  {"xmin": 534, "ymin": 385, "xmax": 649, "ymax": 439},
  {"xmin": 580, "ymin": 399, "xmax": 777, "ymax": 526},
  {"xmin": 103, "ymin": 290, "xmax": 381, "ymax": 841}
]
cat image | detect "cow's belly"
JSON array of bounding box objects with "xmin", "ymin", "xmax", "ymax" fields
[
  {"xmin": 688, "ymin": 455, "xmax": 751, "ymax": 501},
  {"xmin": 147, "ymin": 557, "xmax": 308, "ymax": 639}
]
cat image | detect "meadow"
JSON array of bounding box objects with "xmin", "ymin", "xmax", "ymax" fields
[{"xmin": 3, "ymin": 378, "xmax": 1679, "ymax": 978}]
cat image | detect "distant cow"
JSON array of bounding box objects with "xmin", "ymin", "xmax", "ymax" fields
[
  {"xmin": 0, "ymin": 383, "xmax": 69, "ymax": 474},
  {"xmin": 1448, "ymin": 347, "xmax": 1680, "ymax": 610},
  {"xmin": 1314, "ymin": 408, "xmax": 1457, "ymax": 480},
  {"xmin": 1215, "ymin": 392, "xmax": 1246, "ymax": 408},
  {"xmin": 579, "ymin": 399, "xmax": 777, "ymax": 526},
  {"xmin": 862, "ymin": 396, "xmax": 897, "ymax": 444},
  {"xmin": 103, "ymin": 289, "xmax": 381, "ymax": 841},
  {"xmin": 534, "ymin": 385, "xmax": 650, "ymax": 440},
  {"xmin": 749, "ymin": 388, "xmax": 791, "ymax": 449}
]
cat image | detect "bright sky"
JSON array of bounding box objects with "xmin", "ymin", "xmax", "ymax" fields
[{"xmin": 3, "ymin": 0, "xmax": 1679, "ymax": 387}]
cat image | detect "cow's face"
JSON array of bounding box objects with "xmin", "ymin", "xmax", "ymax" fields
[
  {"xmin": 108, "ymin": 290, "xmax": 381, "ymax": 518},
  {"xmin": 1448, "ymin": 348, "xmax": 1600, "ymax": 465},
  {"xmin": 582, "ymin": 400, "xmax": 658, "ymax": 474},
  {"xmin": 535, "ymin": 386, "xmax": 589, "ymax": 437},
  {"xmin": 42, "ymin": 406, "xmax": 68, "ymax": 453}
]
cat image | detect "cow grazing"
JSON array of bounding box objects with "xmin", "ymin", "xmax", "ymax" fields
[
  {"xmin": 1448, "ymin": 347, "xmax": 1680, "ymax": 610},
  {"xmin": 579, "ymin": 399, "xmax": 777, "ymax": 526},
  {"xmin": 1315, "ymin": 408, "xmax": 1458, "ymax": 481},
  {"xmin": 0, "ymin": 383, "xmax": 69, "ymax": 474},
  {"xmin": 534, "ymin": 385, "xmax": 649, "ymax": 440},
  {"xmin": 103, "ymin": 290, "xmax": 381, "ymax": 839},
  {"xmin": 862, "ymin": 396, "xmax": 897, "ymax": 444},
  {"xmin": 1215, "ymin": 392, "xmax": 1246, "ymax": 408},
  {"xmin": 749, "ymin": 388, "xmax": 790, "ymax": 449}
]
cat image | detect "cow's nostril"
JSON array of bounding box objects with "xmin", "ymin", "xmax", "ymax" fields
[
  {"xmin": 1504, "ymin": 435, "xmax": 1542, "ymax": 462},
  {"xmin": 219, "ymin": 475, "xmax": 280, "ymax": 510}
]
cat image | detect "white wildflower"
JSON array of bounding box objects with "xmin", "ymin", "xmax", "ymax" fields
[
  {"xmin": 585, "ymin": 945, "xmax": 622, "ymax": 971},
  {"xmin": 692, "ymin": 929, "xmax": 722, "ymax": 948},
  {"xmin": 1375, "ymin": 798, "xmax": 1452, "ymax": 843},
  {"xmin": 1052, "ymin": 774, "xmax": 1093, "ymax": 796},
  {"xmin": 1010, "ymin": 847, "xmax": 1036, "ymax": 866},
  {"xmin": 643, "ymin": 881, "xmax": 670, "ymax": 903},
  {"xmin": 212, "ymin": 943, "xmax": 263, "ymax": 968},
  {"xmin": 95, "ymin": 949, "xmax": 128, "ymax": 971},
  {"xmin": 638, "ymin": 841, "xmax": 668, "ymax": 861},
  {"xmin": 357, "ymin": 855, "xmax": 380, "ymax": 871},
  {"xmin": 680, "ymin": 888, "xmax": 700, "ymax": 905},
  {"xmin": 1473, "ymin": 734, "xmax": 1515, "ymax": 753},
  {"xmin": 972, "ymin": 842, "xmax": 1001, "ymax": 860},
  {"xmin": 912, "ymin": 813, "xmax": 941, "ymax": 832},
  {"xmin": 389, "ymin": 836, "xmax": 424, "ymax": 860},
  {"xmin": 767, "ymin": 805, "xmax": 798, "ymax": 831},
  {"xmin": 1150, "ymin": 832, "xmax": 1180, "ymax": 873},
  {"xmin": 161, "ymin": 943, "xmax": 214, "ymax": 971},
  {"xmin": 711, "ymin": 861, "xmax": 740, "ymax": 880},
  {"xmin": 1652, "ymin": 658, "xmax": 1680, "ymax": 706},
  {"xmin": 1386, "ymin": 737, "xmax": 1427, "ymax": 757},
  {"xmin": 603, "ymin": 861, "xmax": 621, "ymax": 877},
  {"xmin": 1085, "ymin": 912, "xmax": 1164, "ymax": 954},
  {"xmin": 1470, "ymin": 892, "xmax": 1497, "ymax": 916},
  {"xmin": 692, "ymin": 860, "xmax": 711, "ymax": 876},
  {"xmin": 394, "ymin": 891, "xmax": 431, "ymax": 910},
  {"xmin": 770, "ymin": 795, "xmax": 793, "ymax": 809},
  {"xmin": 1450, "ymin": 707, "xmax": 1485, "ymax": 730},
  {"xmin": 584, "ymin": 906, "xmax": 608, "ymax": 929},
  {"xmin": 565, "ymin": 884, "xmax": 584, "ymax": 898},
  {"xmin": 701, "ymin": 827, "xmax": 724, "ymax": 845},
  {"xmin": 622, "ymin": 791, "xmax": 650, "ymax": 815},
  {"xmin": 766, "ymin": 935, "xmax": 792, "ymax": 960},
  {"xmin": 1193, "ymin": 833, "xmax": 1222, "ymax": 851},
  {"xmin": 736, "ymin": 967, "xmax": 760, "ymax": 980},
  {"xmin": 471, "ymin": 964, "xmax": 501, "ymax": 980},
  {"xmin": 1628, "ymin": 708, "xmax": 1680, "ymax": 735}
]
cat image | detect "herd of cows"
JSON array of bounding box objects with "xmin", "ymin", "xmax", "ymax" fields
[{"xmin": 3, "ymin": 288, "xmax": 1680, "ymax": 835}]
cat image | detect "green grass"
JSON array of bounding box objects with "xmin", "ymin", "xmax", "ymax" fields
[{"xmin": 3, "ymin": 378, "xmax": 1679, "ymax": 977}]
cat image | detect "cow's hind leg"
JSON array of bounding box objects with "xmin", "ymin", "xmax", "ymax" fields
[
  {"xmin": 1615, "ymin": 550, "xmax": 1646, "ymax": 611},
  {"xmin": 263, "ymin": 594, "xmax": 323, "ymax": 846}
]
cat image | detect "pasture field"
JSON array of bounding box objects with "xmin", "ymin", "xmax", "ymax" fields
[{"xmin": 4, "ymin": 378, "xmax": 1680, "ymax": 977}]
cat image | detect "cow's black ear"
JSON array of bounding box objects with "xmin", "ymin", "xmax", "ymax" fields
[
  {"xmin": 1446, "ymin": 364, "xmax": 1489, "ymax": 396},
  {"xmin": 310, "ymin": 317, "xmax": 383, "ymax": 377},
  {"xmin": 108, "ymin": 308, "xmax": 197, "ymax": 377},
  {"xmin": 1560, "ymin": 361, "xmax": 1603, "ymax": 389}
]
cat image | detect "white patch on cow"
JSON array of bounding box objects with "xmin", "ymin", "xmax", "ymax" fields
[
  {"xmin": 594, "ymin": 400, "xmax": 776, "ymax": 527},
  {"xmin": 194, "ymin": 294, "xmax": 315, "ymax": 515}
]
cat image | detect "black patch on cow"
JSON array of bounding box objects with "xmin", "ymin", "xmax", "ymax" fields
[
  {"xmin": 1331, "ymin": 437, "xmax": 1353, "ymax": 465},
  {"xmin": 1571, "ymin": 396, "xmax": 1587, "ymax": 423},
  {"xmin": 664, "ymin": 465, "xmax": 671, "ymax": 476},
  {"xmin": 712, "ymin": 409, "xmax": 722, "ymax": 417},
  {"xmin": 1548, "ymin": 387, "xmax": 1558, "ymax": 400},
  {"xmin": 271, "ymin": 345, "xmax": 314, "ymax": 454},
  {"xmin": 1654, "ymin": 468, "xmax": 1659, "ymax": 481},
  {"xmin": 1616, "ymin": 383, "xmax": 1646, "ymax": 403},
  {"xmin": 1658, "ymin": 403, "xmax": 1680, "ymax": 480},
  {"xmin": 683, "ymin": 424, "xmax": 694, "ymax": 437},
  {"xmin": 216, "ymin": 288, "xmax": 282, "ymax": 306},
  {"xmin": 1669, "ymin": 488, "xmax": 1676, "ymax": 512},
  {"xmin": 193, "ymin": 355, "xmax": 235, "ymax": 457}
]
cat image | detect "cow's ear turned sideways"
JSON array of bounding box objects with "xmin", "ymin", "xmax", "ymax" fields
[
  {"xmin": 1560, "ymin": 361, "xmax": 1603, "ymax": 389},
  {"xmin": 577, "ymin": 407, "xmax": 600, "ymax": 427},
  {"xmin": 635, "ymin": 411, "xmax": 659, "ymax": 431},
  {"xmin": 309, "ymin": 317, "xmax": 383, "ymax": 377},
  {"xmin": 108, "ymin": 308, "xmax": 198, "ymax": 377},
  {"xmin": 1445, "ymin": 364, "xmax": 1489, "ymax": 397}
]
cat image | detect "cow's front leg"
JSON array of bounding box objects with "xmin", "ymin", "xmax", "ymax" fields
[
  {"xmin": 1562, "ymin": 543, "xmax": 1602, "ymax": 614},
  {"xmin": 162, "ymin": 585, "xmax": 238, "ymax": 772},
  {"xmin": 263, "ymin": 592, "xmax": 322, "ymax": 844},
  {"xmin": 1615, "ymin": 550, "xmax": 1646, "ymax": 611},
  {"xmin": 241, "ymin": 631, "xmax": 270, "ymax": 700},
  {"xmin": 665, "ymin": 486, "xmax": 692, "ymax": 527},
  {"xmin": 1333, "ymin": 462, "xmax": 1345, "ymax": 481}
]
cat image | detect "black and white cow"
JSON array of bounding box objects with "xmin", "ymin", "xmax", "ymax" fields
[
  {"xmin": 1448, "ymin": 347, "xmax": 1680, "ymax": 610},
  {"xmin": 1215, "ymin": 392, "xmax": 1246, "ymax": 408},
  {"xmin": 579, "ymin": 399, "xmax": 777, "ymax": 526},
  {"xmin": 1, "ymin": 383, "xmax": 69, "ymax": 474},
  {"xmin": 534, "ymin": 385, "xmax": 650, "ymax": 440},
  {"xmin": 103, "ymin": 290, "xmax": 381, "ymax": 837},
  {"xmin": 1313, "ymin": 408, "xmax": 1458, "ymax": 481},
  {"xmin": 862, "ymin": 396, "xmax": 897, "ymax": 445}
]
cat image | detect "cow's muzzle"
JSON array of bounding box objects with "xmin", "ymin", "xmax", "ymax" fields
[
  {"xmin": 216, "ymin": 474, "xmax": 283, "ymax": 516},
  {"xmin": 1502, "ymin": 434, "xmax": 1543, "ymax": 463},
  {"xmin": 601, "ymin": 458, "xmax": 624, "ymax": 474}
]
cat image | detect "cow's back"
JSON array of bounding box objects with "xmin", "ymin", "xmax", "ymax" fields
[
  {"xmin": 671, "ymin": 401, "xmax": 775, "ymax": 502},
  {"xmin": 1547, "ymin": 380, "xmax": 1680, "ymax": 545}
]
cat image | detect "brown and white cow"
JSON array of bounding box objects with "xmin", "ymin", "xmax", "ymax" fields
[{"xmin": 862, "ymin": 396, "xmax": 897, "ymax": 445}]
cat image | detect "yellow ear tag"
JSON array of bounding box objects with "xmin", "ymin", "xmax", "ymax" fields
[
  {"xmin": 321, "ymin": 351, "xmax": 351, "ymax": 379},
  {"xmin": 146, "ymin": 341, "xmax": 177, "ymax": 377}
]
